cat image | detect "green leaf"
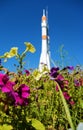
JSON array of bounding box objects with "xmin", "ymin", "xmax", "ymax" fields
[
  {"xmin": 32, "ymin": 119, "xmax": 45, "ymax": 130},
  {"xmin": 79, "ymin": 100, "xmax": 83, "ymax": 108},
  {"xmin": 0, "ymin": 124, "xmax": 13, "ymax": 130}
]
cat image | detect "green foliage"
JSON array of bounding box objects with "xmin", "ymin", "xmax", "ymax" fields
[
  {"xmin": 0, "ymin": 124, "xmax": 13, "ymax": 130},
  {"xmin": 31, "ymin": 119, "xmax": 45, "ymax": 130}
]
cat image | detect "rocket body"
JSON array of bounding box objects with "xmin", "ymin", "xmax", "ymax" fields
[{"xmin": 39, "ymin": 10, "xmax": 50, "ymax": 71}]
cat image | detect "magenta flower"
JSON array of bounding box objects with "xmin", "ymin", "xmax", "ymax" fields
[
  {"xmin": 14, "ymin": 84, "xmax": 30, "ymax": 106},
  {"xmin": 8, "ymin": 92, "xmax": 24, "ymax": 106},
  {"xmin": 54, "ymin": 74, "xmax": 68, "ymax": 91},
  {"xmin": 0, "ymin": 74, "xmax": 9, "ymax": 85},
  {"xmin": 19, "ymin": 84, "xmax": 30, "ymax": 98},
  {"xmin": 0, "ymin": 73, "xmax": 30, "ymax": 106},
  {"xmin": 69, "ymin": 100, "xmax": 75, "ymax": 106},
  {"xmin": 1, "ymin": 81, "xmax": 15, "ymax": 92},
  {"xmin": 25, "ymin": 70, "xmax": 30, "ymax": 76},
  {"xmin": 55, "ymin": 85, "xmax": 59, "ymax": 91},
  {"xmin": 63, "ymin": 92, "xmax": 71, "ymax": 100},
  {"xmin": 8, "ymin": 84, "xmax": 30, "ymax": 106},
  {"xmin": 15, "ymin": 95, "xmax": 24, "ymax": 105},
  {"xmin": 57, "ymin": 74, "xmax": 64, "ymax": 81},
  {"xmin": 14, "ymin": 92, "xmax": 29, "ymax": 106},
  {"xmin": 0, "ymin": 73, "xmax": 15, "ymax": 93},
  {"xmin": 55, "ymin": 75, "xmax": 64, "ymax": 89},
  {"xmin": 63, "ymin": 80, "xmax": 69, "ymax": 87}
]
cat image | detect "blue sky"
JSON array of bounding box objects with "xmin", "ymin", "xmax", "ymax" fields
[{"xmin": 0, "ymin": 0, "xmax": 83, "ymax": 71}]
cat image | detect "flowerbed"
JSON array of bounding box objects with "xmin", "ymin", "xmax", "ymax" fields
[{"xmin": 0, "ymin": 43, "xmax": 83, "ymax": 130}]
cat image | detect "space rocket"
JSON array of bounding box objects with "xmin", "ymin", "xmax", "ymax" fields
[{"xmin": 39, "ymin": 9, "xmax": 51, "ymax": 71}]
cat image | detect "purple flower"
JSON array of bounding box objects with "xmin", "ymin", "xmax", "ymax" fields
[
  {"xmin": 63, "ymin": 66, "xmax": 74, "ymax": 71},
  {"xmin": 50, "ymin": 67, "xmax": 59, "ymax": 78},
  {"xmin": 67, "ymin": 66, "xmax": 74, "ymax": 70},
  {"xmin": 51, "ymin": 67, "xmax": 59, "ymax": 72}
]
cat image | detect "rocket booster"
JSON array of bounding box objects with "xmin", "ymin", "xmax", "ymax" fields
[{"xmin": 39, "ymin": 9, "xmax": 50, "ymax": 71}]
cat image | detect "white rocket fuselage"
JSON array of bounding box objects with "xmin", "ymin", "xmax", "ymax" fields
[{"xmin": 39, "ymin": 10, "xmax": 50, "ymax": 71}]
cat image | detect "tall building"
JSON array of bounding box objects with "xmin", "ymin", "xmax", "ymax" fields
[{"xmin": 39, "ymin": 9, "xmax": 50, "ymax": 71}]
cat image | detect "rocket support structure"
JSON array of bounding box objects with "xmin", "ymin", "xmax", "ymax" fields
[{"xmin": 39, "ymin": 9, "xmax": 50, "ymax": 71}]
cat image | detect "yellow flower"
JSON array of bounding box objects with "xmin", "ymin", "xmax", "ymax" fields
[
  {"xmin": 32, "ymin": 69, "xmax": 42, "ymax": 80},
  {"xmin": 3, "ymin": 47, "xmax": 18, "ymax": 62},
  {"xmin": 24, "ymin": 42, "xmax": 36, "ymax": 53},
  {"xmin": 4, "ymin": 52, "xmax": 12, "ymax": 58},
  {"xmin": 3, "ymin": 52, "xmax": 11, "ymax": 62},
  {"xmin": 9, "ymin": 47, "xmax": 18, "ymax": 57},
  {"xmin": 3, "ymin": 47, "xmax": 18, "ymax": 58}
]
